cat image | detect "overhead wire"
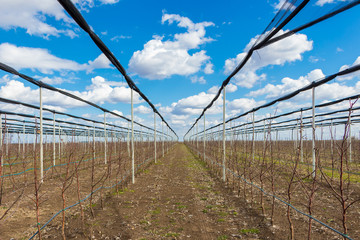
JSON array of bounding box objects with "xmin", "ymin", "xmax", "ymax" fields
[
  {"xmin": 56, "ymin": 0, "xmax": 177, "ymax": 139},
  {"xmin": 184, "ymin": 0, "xmax": 360, "ymax": 138}
]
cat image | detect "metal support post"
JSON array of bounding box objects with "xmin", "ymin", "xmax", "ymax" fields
[
  {"xmin": 39, "ymin": 87, "xmax": 44, "ymax": 182},
  {"xmin": 53, "ymin": 113, "xmax": 56, "ymax": 166},
  {"xmin": 131, "ymin": 88, "xmax": 135, "ymax": 184},
  {"xmin": 154, "ymin": 112, "xmax": 157, "ymax": 163},
  {"xmin": 0, "ymin": 114, "xmax": 2, "ymax": 167},
  {"xmin": 300, "ymin": 111, "xmax": 303, "ymax": 162},
  {"xmin": 312, "ymin": 87, "xmax": 316, "ymax": 178},
  {"xmin": 203, "ymin": 114, "xmax": 206, "ymax": 162},
  {"xmin": 93, "ymin": 123, "xmax": 96, "ymax": 160},
  {"xmin": 252, "ymin": 112, "xmax": 255, "ymax": 163},
  {"xmin": 349, "ymin": 112, "xmax": 352, "ymax": 162},
  {"xmin": 162, "ymin": 121, "xmax": 164, "ymax": 157},
  {"xmin": 104, "ymin": 112, "xmax": 107, "ymax": 164},
  {"xmin": 222, "ymin": 86, "xmax": 226, "ymax": 182},
  {"xmin": 196, "ymin": 122, "xmax": 199, "ymax": 149}
]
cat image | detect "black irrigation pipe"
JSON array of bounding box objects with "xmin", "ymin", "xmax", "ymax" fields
[
  {"xmin": 193, "ymin": 118, "xmax": 360, "ymax": 141},
  {"xmin": 261, "ymin": 0, "xmax": 360, "ymax": 48},
  {"xmin": 0, "ymin": 63, "xmax": 171, "ymax": 138},
  {"xmin": 225, "ymin": 109, "xmax": 360, "ymax": 135},
  {"xmin": 184, "ymin": 0, "xmax": 310, "ymax": 137},
  {"xmin": 199, "ymin": 64, "xmax": 360, "ymax": 135},
  {"xmin": 191, "ymin": 99, "xmax": 360, "ymax": 138},
  {"xmin": 223, "ymin": 94, "xmax": 360, "ymax": 132},
  {"xmin": 0, "ymin": 97, "xmax": 171, "ymax": 137},
  {"xmin": 57, "ymin": 0, "xmax": 177, "ymax": 139},
  {"xmin": 185, "ymin": 0, "xmax": 360, "ymax": 138},
  {"xmin": 1, "ymin": 117, "xmax": 167, "ymax": 141}
]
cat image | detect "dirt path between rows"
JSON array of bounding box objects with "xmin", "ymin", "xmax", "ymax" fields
[{"xmin": 45, "ymin": 143, "xmax": 275, "ymax": 239}]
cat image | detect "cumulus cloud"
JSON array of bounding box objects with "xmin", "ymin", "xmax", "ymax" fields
[
  {"xmin": 204, "ymin": 63, "xmax": 214, "ymax": 74},
  {"xmin": 273, "ymin": 0, "xmax": 296, "ymax": 11},
  {"xmin": 248, "ymin": 69, "xmax": 325, "ymax": 99},
  {"xmin": 0, "ymin": 0, "xmax": 77, "ymax": 38},
  {"xmin": 315, "ymin": 0, "xmax": 343, "ymax": 7},
  {"xmin": 110, "ymin": 35, "xmax": 132, "ymax": 42},
  {"xmin": 129, "ymin": 13, "xmax": 214, "ymax": 80},
  {"xmin": 338, "ymin": 56, "xmax": 360, "ymax": 80},
  {"xmin": 99, "ymin": 0, "xmax": 119, "ymax": 4},
  {"xmin": 224, "ymin": 29, "xmax": 313, "ymax": 88},
  {"xmin": 191, "ymin": 76, "xmax": 206, "ymax": 84},
  {"xmin": 248, "ymin": 68, "xmax": 360, "ymax": 104},
  {"xmin": 0, "ymin": 0, "xmax": 120, "ymax": 38},
  {"xmin": 38, "ymin": 76, "xmax": 72, "ymax": 85},
  {"xmin": 227, "ymin": 98, "xmax": 264, "ymax": 116},
  {"xmin": 134, "ymin": 105, "xmax": 152, "ymax": 114},
  {"xmin": 0, "ymin": 43, "xmax": 111, "ymax": 74}
]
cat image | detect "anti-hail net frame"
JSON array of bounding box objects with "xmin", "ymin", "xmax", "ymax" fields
[
  {"xmin": 0, "ymin": 1, "xmax": 177, "ymax": 239},
  {"xmin": 184, "ymin": 0, "xmax": 360, "ymax": 239}
]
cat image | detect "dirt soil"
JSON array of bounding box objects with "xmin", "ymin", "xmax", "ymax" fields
[{"xmin": 41, "ymin": 143, "xmax": 280, "ymax": 239}]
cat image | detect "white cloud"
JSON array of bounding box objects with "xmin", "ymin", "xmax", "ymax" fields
[
  {"xmin": 109, "ymin": 110, "xmax": 123, "ymax": 117},
  {"xmin": 0, "ymin": 0, "xmax": 76, "ymax": 38},
  {"xmin": 248, "ymin": 69, "xmax": 325, "ymax": 99},
  {"xmin": 336, "ymin": 47, "xmax": 344, "ymax": 53},
  {"xmin": 224, "ymin": 29, "xmax": 313, "ymax": 88},
  {"xmin": 315, "ymin": 0, "xmax": 341, "ymax": 7},
  {"xmin": 99, "ymin": 0, "xmax": 119, "ymax": 4},
  {"xmin": 207, "ymin": 86, "xmax": 219, "ymax": 94},
  {"xmin": 111, "ymin": 35, "xmax": 132, "ymax": 42},
  {"xmin": 338, "ymin": 56, "xmax": 360, "ymax": 80},
  {"xmin": 248, "ymin": 69, "xmax": 360, "ymax": 106},
  {"xmin": 228, "ymin": 98, "xmax": 263, "ymax": 116},
  {"xmin": 37, "ymin": 76, "xmax": 72, "ymax": 85},
  {"xmin": 226, "ymin": 83, "xmax": 238, "ymax": 93},
  {"xmin": 191, "ymin": 76, "xmax": 206, "ymax": 84},
  {"xmin": 204, "ymin": 63, "xmax": 214, "ymax": 74},
  {"xmin": 273, "ymin": 0, "xmax": 296, "ymax": 11},
  {"xmin": 0, "ymin": 43, "xmax": 111, "ymax": 74},
  {"xmin": 0, "ymin": 0, "xmax": 120, "ymax": 38},
  {"xmin": 87, "ymin": 53, "xmax": 112, "ymax": 72},
  {"xmin": 129, "ymin": 13, "xmax": 214, "ymax": 80},
  {"xmin": 134, "ymin": 105, "xmax": 152, "ymax": 114},
  {"xmin": 309, "ymin": 56, "xmax": 319, "ymax": 63},
  {"xmin": 170, "ymin": 91, "xmax": 221, "ymax": 116}
]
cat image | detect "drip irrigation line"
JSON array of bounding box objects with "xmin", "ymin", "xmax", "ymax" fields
[
  {"xmin": 187, "ymin": 145, "xmax": 353, "ymax": 240},
  {"xmin": 56, "ymin": 0, "xmax": 177, "ymax": 138}
]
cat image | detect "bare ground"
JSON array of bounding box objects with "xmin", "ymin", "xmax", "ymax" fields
[{"xmin": 42, "ymin": 143, "xmax": 277, "ymax": 239}]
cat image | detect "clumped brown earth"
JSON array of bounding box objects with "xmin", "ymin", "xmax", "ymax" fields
[{"xmin": 42, "ymin": 144, "xmax": 277, "ymax": 239}]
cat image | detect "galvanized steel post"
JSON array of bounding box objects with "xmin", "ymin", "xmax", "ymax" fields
[
  {"xmin": 0, "ymin": 114, "xmax": 2, "ymax": 167},
  {"xmin": 131, "ymin": 87, "xmax": 135, "ymax": 184},
  {"xmin": 312, "ymin": 86, "xmax": 316, "ymax": 178},
  {"xmin": 53, "ymin": 113, "xmax": 56, "ymax": 166},
  {"xmin": 154, "ymin": 112, "xmax": 157, "ymax": 163},
  {"xmin": 203, "ymin": 114, "xmax": 206, "ymax": 162},
  {"xmin": 222, "ymin": 86, "xmax": 226, "ymax": 182},
  {"xmin": 39, "ymin": 87, "xmax": 44, "ymax": 183},
  {"xmin": 104, "ymin": 112, "xmax": 107, "ymax": 164},
  {"xmin": 349, "ymin": 112, "xmax": 352, "ymax": 162}
]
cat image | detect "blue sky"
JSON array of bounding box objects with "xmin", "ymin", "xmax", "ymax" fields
[{"xmin": 0, "ymin": 0, "xmax": 360, "ymax": 138}]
